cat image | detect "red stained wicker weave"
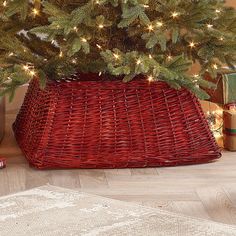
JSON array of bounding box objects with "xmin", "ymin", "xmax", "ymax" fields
[{"xmin": 13, "ymin": 73, "xmax": 221, "ymax": 169}]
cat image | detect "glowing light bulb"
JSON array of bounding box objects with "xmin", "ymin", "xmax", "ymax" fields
[
  {"xmin": 172, "ymin": 12, "xmax": 179, "ymax": 18},
  {"xmin": 8, "ymin": 52, "xmax": 14, "ymax": 57},
  {"xmin": 143, "ymin": 4, "xmax": 149, "ymax": 8},
  {"xmin": 215, "ymin": 9, "xmax": 221, "ymax": 13},
  {"xmin": 113, "ymin": 53, "xmax": 119, "ymax": 59},
  {"xmin": 156, "ymin": 21, "xmax": 163, "ymax": 27},
  {"xmin": 149, "ymin": 54, "xmax": 152, "ymax": 59},
  {"xmin": 167, "ymin": 55, "xmax": 172, "ymax": 60},
  {"xmin": 23, "ymin": 65, "xmax": 29, "ymax": 71},
  {"xmin": 148, "ymin": 25, "xmax": 154, "ymax": 31},
  {"xmin": 207, "ymin": 24, "xmax": 213, "ymax": 29},
  {"xmin": 219, "ymin": 37, "xmax": 224, "ymax": 41},
  {"xmin": 193, "ymin": 74, "xmax": 199, "ymax": 78},
  {"xmin": 72, "ymin": 59, "xmax": 77, "ymax": 64},
  {"xmin": 213, "ymin": 64, "xmax": 218, "ymax": 69},
  {"xmin": 59, "ymin": 51, "xmax": 63, "ymax": 57},
  {"xmin": 30, "ymin": 70, "xmax": 36, "ymax": 76},
  {"xmin": 98, "ymin": 24, "xmax": 104, "ymax": 29},
  {"xmin": 32, "ymin": 8, "xmax": 39, "ymax": 16},
  {"xmin": 73, "ymin": 27, "xmax": 78, "ymax": 32},
  {"xmin": 189, "ymin": 41, "xmax": 196, "ymax": 48},
  {"xmin": 148, "ymin": 76, "xmax": 154, "ymax": 82},
  {"xmin": 81, "ymin": 38, "xmax": 87, "ymax": 42},
  {"xmin": 3, "ymin": 1, "xmax": 7, "ymax": 7},
  {"xmin": 96, "ymin": 44, "xmax": 102, "ymax": 49},
  {"xmin": 136, "ymin": 59, "xmax": 141, "ymax": 65}
]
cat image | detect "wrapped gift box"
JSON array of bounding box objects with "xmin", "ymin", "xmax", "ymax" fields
[
  {"xmin": 0, "ymin": 97, "xmax": 4, "ymax": 142},
  {"xmin": 205, "ymin": 72, "xmax": 236, "ymax": 105},
  {"xmin": 223, "ymin": 110, "xmax": 236, "ymax": 151}
]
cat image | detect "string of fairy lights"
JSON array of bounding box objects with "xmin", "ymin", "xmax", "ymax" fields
[
  {"xmin": 205, "ymin": 105, "xmax": 224, "ymax": 140},
  {"xmin": 1, "ymin": 0, "xmax": 224, "ymax": 81}
]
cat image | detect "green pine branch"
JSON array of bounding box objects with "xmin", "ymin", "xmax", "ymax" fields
[{"xmin": 0, "ymin": 0, "xmax": 236, "ymax": 100}]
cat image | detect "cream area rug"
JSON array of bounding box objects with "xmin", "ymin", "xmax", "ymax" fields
[{"xmin": 0, "ymin": 185, "xmax": 236, "ymax": 236}]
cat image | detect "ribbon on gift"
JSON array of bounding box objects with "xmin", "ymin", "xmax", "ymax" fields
[{"xmin": 223, "ymin": 128, "xmax": 236, "ymax": 136}]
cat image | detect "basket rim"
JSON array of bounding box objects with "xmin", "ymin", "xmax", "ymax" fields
[
  {"xmin": 36, "ymin": 78, "xmax": 177, "ymax": 91},
  {"xmin": 36, "ymin": 72, "xmax": 175, "ymax": 90}
]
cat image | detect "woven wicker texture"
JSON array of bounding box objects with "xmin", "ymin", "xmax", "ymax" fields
[{"xmin": 13, "ymin": 74, "xmax": 221, "ymax": 169}]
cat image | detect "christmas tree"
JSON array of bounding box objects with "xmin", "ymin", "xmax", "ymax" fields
[{"xmin": 0, "ymin": 0, "xmax": 236, "ymax": 100}]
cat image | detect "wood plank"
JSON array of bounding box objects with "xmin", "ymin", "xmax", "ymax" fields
[
  {"xmin": 47, "ymin": 169, "xmax": 81, "ymax": 189},
  {"xmin": 78, "ymin": 170, "xmax": 108, "ymax": 188},
  {"xmin": 131, "ymin": 168, "xmax": 158, "ymax": 176},
  {"xmin": 0, "ymin": 164, "xmax": 26, "ymax": 196},
  {"xmin": 104, "ymin": 169, "xmax": 131, "ymax": 177},
  {"xmin": 25, "ymin": 166, "xmax": 49, "ymax": 189}
]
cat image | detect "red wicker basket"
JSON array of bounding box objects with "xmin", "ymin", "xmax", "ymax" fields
[{"xmin": 13, "ymin": 73, "xmax": 221, "ymax": 169}]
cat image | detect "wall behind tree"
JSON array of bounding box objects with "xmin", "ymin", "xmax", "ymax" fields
[{"xmin": 226, "ymin": 0, "xmax": 236, "ymax": 7}]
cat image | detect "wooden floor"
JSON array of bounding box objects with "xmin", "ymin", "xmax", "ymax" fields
[{"xmin": 1, "ymin": 109, "xmax": 236, "ymax": 226}]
